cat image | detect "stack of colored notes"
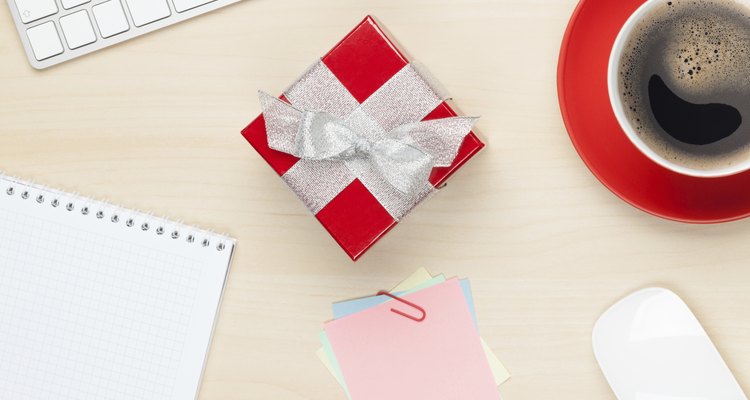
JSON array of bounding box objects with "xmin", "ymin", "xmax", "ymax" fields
[{"xmin": 316, "ymin": 268, "xmax": 510, "ymax": 400}]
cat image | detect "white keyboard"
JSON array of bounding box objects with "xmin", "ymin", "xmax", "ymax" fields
[{"xmin": 6, "ymin": 0, "xmax": 241, "ymax": 69}]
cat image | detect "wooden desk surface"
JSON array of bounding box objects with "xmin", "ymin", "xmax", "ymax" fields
[{"xmin": 1, "ymin": 0, "xmax": 748, "ymax": 398}]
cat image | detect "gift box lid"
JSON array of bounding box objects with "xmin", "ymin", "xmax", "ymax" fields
[{"xmin": 242, "ymin": 15, "xmax": 485, "ymax": 261}]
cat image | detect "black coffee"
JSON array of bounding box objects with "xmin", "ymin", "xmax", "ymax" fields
[
  {"xmin": 619, "ymin": 0, "xmax": 750, "ymax": 170},
  {"xmin": 648, "ymin": 74, "xmax": 741, "ymax": 145}
]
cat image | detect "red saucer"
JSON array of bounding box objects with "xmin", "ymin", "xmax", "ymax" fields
[{"xmin": 558, "ymin": 0, "xmax": 750, "ymax": 223}]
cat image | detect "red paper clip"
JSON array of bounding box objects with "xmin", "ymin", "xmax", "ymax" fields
[{"xmin": 377, "ymin": 290, "xmax": 427, "ymax": 322}]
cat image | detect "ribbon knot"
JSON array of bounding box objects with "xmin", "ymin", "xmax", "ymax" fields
[{"xmin": 354, "ymin": 138, "xmax": 372, "ymax": 155}]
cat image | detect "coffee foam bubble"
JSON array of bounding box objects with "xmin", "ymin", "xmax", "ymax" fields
[{"xmin": 619, "ymin": 0, "xmax": 750, "ymax": 171}]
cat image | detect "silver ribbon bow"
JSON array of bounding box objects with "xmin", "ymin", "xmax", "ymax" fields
[
  {"xmin": 259, "ymin": 61, "xmax": 477, "ymax": 220},
  {"xmin": 261, "ymin": 92, "xmax": 476, "ymax": 196}
]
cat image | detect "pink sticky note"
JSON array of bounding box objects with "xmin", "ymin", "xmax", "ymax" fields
[{"xmin": 324, "ymin": 279, "xmax": 500, "ymax": 400}]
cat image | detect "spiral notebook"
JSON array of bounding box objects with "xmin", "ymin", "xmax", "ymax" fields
[{"xmin": 0, "ymin": 175, "xmax": 234, "ymax": 400}]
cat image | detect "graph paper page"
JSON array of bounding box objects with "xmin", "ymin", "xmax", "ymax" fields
[{"xmin": 0, "ymin": 176, "xmax": 234, "ymax": 400}]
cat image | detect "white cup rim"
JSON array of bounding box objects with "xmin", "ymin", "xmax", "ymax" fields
[{"xmin": 608, "ymin": 0, "xmax": 750, "ymax": 178}]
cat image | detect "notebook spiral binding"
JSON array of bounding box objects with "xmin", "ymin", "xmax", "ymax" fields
[{"xmin": 1, "ymin": 174, "xmax": 231, "ymax": 252}]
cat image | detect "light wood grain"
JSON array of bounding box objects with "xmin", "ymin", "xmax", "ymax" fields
[{"xmin": 1, "ymin": 0, "xmax": 748, "ymax": 398}]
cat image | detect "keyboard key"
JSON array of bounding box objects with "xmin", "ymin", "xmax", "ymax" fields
[
  {"xmin": 172, "ymin": 0, "xmax": 216, "ymax": 13},
  {"xmin": 61, "ymin": 0, "xmax": 90, "ymax": 10},
  {"xmin": 92, "ymin": 1, "xmax": 130, "ymax": 39},
  {"xmin": 59, "ymin": 10, "xmax": 97, "ymax": 49},
  {"xmin": 26, "ymin": 22, "xmax": 63, "ymax": 61},
  {"xmin": 13, "ymin": 0, "xmax": 58, "ymax": 24},
  {"xmin": 125, "ymin": 0, "xmax": 171, "ymax": 27}
]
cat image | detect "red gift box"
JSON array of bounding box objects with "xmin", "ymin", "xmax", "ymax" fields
[{"xmin": 242, "ymin": 16, "xmax": 485, "ymax": 261}]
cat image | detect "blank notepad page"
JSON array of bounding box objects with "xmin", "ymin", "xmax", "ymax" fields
[{"xmin": 0, "ymin": 175, "xmax": 234, "ymax": 400}]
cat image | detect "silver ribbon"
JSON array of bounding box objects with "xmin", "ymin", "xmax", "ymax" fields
[{"xmin": 260, "ymin": 61, "xmax": 476, "ymax": 220}]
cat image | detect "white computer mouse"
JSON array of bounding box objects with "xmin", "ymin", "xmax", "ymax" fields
[{"xmin": 593, "ymin": 287, "xmax": 747, "ymax": 400}]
